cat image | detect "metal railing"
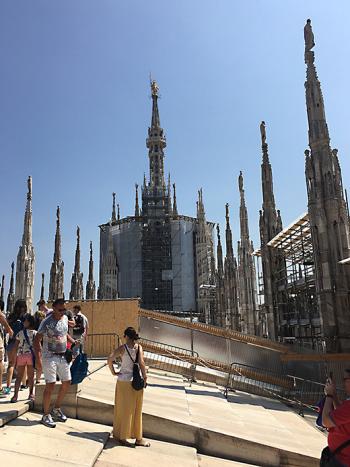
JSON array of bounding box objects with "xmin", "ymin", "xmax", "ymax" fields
[
  {"xmin": 225, "ymin": 362, "xmax": 347, "ymax": 416},
  {"xmin": 139, "ymin": 337, "xmax": 198, "ymax": 382},
  {"xmin": 86, "ymin": 333, "xmax": 120, "ymax": 358}
]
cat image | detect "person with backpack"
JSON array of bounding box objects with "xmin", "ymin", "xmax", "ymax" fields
[
  {"xmin": 72, "ymin": 305, "xmax": 88, "ymax": 352},
  {"xmin": 107, "ymin": 327, "xmax": 149, "ymax": 447},
  {"xmin": 11, "ymin": 313, "xmax": 36, "ymax": 403},
  {"xmin": 4, "ymin": 299, "xmax": 27, "ymax": 395}
]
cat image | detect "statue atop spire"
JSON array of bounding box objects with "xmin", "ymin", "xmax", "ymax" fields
[
  {"xmin": 70, "ymin": 226, "xmax": 84, "ymax": 301},
  {"xmin": 260, "ymin": 121, "xmax": 267, "ymax": 145},
  {"xmin": 49, "ymin": 206, "xmax": 64, "ymax": 301},
  {"xmin": 304, "ymin": 19, "xmax": 315, "ymax": 53},
  {"xmin": 86, "ymin": 241, "xmax": 96, "ymax": 300},
  {"xmin": 15, "ymin": 176, "xmax": 35, "ymax": 311}
]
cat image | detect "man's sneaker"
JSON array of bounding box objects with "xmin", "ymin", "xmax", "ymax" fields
[
  {"xmin": 51, "ymin": 408, "xmax": 67, "ymax": 422},
  {"xmin": 41, "ymin": 414, "xmax": 56, "ymax": 428}
]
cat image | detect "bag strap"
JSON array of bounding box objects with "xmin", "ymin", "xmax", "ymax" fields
[
  {"xmin": 332, "ymin": 439, "xmax": 350, "ymax": 456},
  {"xmin": 124, "ymin": 344, "xmax": 136, "ymax": 364}
]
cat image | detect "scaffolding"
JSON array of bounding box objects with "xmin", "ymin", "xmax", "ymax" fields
[{"xmin": 254, "ymin": 213, "xmax": 320, "ymax": 346}]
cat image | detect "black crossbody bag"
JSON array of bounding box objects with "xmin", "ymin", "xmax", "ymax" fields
[
  {"xmin": 320, "ymin": 440, "xmax": 350, "ymax": 467},
  {"xmin": 124, "ymin": 344, "xmax": 145, "ymax": 391}
]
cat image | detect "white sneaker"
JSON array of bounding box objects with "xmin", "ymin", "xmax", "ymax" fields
[
  {"xmin": 51, "ymin": 407, "xmax": 67, "ymax": 422},
  {"xmin": 41, "ymin": 414, "xmax": 56, "ymax": 428}
]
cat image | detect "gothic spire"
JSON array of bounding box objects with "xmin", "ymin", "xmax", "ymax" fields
[
  {"xmin": 49, "ymin": 206, "xmax": 64, "ymax": 301},
  {"xmin": 86, "ymin": 241, "xmax": 96, "ymax": 300},
  {"xmin": 260, "ymin": 121, "xmax": 276, "ymax": 213},
  {"xmin": 40, "ymin": 273, "xmax": 45, "ymax": 301},
  {"xmin": 147, "ymin": 79, "xmax": 166, "ymax": 189},
  {"xmin": 167, "ymin": 174, "xmax": 172, "ymax": 215},
  {"xmin": 135, "ymin": 184, "xmax": 140, "ymax": 217},
  {"xmin": 225, "ymin": 203, "xmax": 234, "ymax": 260},
  {"xmin": 54, "ymin": 206, "xmax": 62, "ymax": 263},
  {"xmin": 22, "ymin": 176, "xmax": 33, "ymax": 246},
  {"xmin": 216, "ymin": 225, "xmax": 224, "ymax": 277},
  {"xmin": 7, "ymin": 262, "xmax": 15, "ymax": 312},
  {"xmin": 173, "ymin": 183, "xmax": 178, "ymax": 217},
  {"xmin": 70, "ymin": 226, "xmax": 84, "ymax": 301},
  {"xmin": 15, "ymin": 176, "xmax": 35, "ymax": 311},
  {"xmin": 239, "ymin": 171, "xmax": 250, "ymax": 241},
  {"xmin": 304, "ymin": 19, "xmax": 330, "ymax": 148},
  {"xmin": 112, "ymin": 193, "xmax": 117, "ymax": 223},
  {"xmin": 0, "ymin": 275, "xmax": 4, "ymax": 301},
  {"xmin": 117, "ymin": 203, "xmax": 120, "ymax": 221}
]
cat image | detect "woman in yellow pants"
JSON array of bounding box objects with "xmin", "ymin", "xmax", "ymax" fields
[{"xmin": 108, "ymin": 327, "xmax": 150, "ymax": 447}]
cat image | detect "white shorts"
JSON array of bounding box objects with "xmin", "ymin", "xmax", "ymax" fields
[{"xmin": 42, "ymin": 354, "xmax": 71, "ymax": 384}]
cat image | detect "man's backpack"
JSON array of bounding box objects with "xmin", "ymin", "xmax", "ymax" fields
[{"xmin": 70, "ymin": 347, "xmax": 89, "ymax": 385}]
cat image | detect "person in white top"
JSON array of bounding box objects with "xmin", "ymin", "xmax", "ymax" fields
[{"xmin": 108, "ymin": 327, "xmax": 149, "ymax": 447}]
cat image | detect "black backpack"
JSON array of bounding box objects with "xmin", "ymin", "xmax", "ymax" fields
[
  {"xmin": 320, "ymin": 440, "xmax": 350, "ymax": 467},
  {"xmin": 73, "ymin": 314, "xmax": 85, "ymax": 335},
  {"xmin": 124, "ymin": 344, "xmax": 145, "ymax": 391}
]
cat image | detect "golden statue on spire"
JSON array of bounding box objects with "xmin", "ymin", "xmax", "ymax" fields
[{"xmin": 151, "ymin": 79, "xmax": 159, "ymax": 97}]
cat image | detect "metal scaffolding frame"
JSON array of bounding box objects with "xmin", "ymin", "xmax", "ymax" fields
[{"xmin": 254, "ymin": 213, "xmax": 320, "ymax": 346}]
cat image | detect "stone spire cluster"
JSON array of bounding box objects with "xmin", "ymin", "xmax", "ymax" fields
[
  {"xmin": 48, "ymin": 206, "xmax": 64, "ymax": 301},
  {"xmin": 15, "ymin": 176, "xmax": 35, "ymax": 311},
  {"xmin": 303, "ymin": 19, "xmax": 350, "ymax": 350},
  {"xmin": 69, "ymin": 226, "xmax": 84, "ymax": 301},
  {"xmin": 99, "ymin": 224, "xmax": 118, "ymax": 299},
  {"xmin": 86, "ymin": 241, "xmax": 96, "ymax": 300},
  {"xmin": 237, "ymin": 172, "xmax": 258, "ymax": 335}
]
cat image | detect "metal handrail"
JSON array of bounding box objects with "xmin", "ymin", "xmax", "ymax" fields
[
  {"xmin": 225, "ymin": 361, "xmax": 347, "ymax": 417},
  {"xmin": 139, "ymin": 337, "xmax": 198, "ymax": 382}
]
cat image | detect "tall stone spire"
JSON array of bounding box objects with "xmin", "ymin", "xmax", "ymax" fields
[
  {"xmin": 49, "ymin": 206, "xmax": 64, "ymax": 301},
  {"xmin": 86, "ymin": 241, "xmax": 96, "ymax": 300},
  {"xmin": 172, "ymin": 183, "xmax": 178, "ymax": 217},
  {"xmin": 111, "ymin": 193, "xmax": 117, "ymax": 223},
  {"xmin": 167, "ymin": 174, "xmax": 172, "ymax": 215},
  {"xmin": 224, "ymin": 204, "xmax": 240, "ymax": 331},
  {"xmin": 7, "ymin": 262, "xmax": 15, "ymax": 313},
  {"xmin": 147, "ymin": 79, "xmax": 166, "ymax": 189},
  {"xmin": 15, "ymin": 176, "xmax": 35, "ymax": 311},
  {"xmin": 237, "ymin": 172, "xmax": 258, "ymax": 335},
  {"xmin": 304, "ymin": 19, "xmax": 350, "ymax": 350},
  {"xmin": 259, "ymin": 121, "xmax": 284, "ymax": 339},
  {"xmin": 99, "ymin": 224, "xmax": 118, "ymax": 299},
  {"xmin": 0, "ymin": 275, "xmax": 4, "ymax": 301},
  {"xmin": 195, "ymin": 189, "xmax": 215, "ymax": 324},
  {"xmin": 40, "ymin": 273, "xmax": 45, "ymax": 301},
  {"xmin": 214, "ymin": 225, "xmax": 226, "ymax": 327},
  {"xmin": 70, "ymin": 226, "xmax": 84, "ymax": 301},
  {"xmin": 135, "ymin": 184, "xmax": 140, "ymax": 217},
  {"xmin": 117, "ymin": 204, "xmax": 120, "ymax": 221}
]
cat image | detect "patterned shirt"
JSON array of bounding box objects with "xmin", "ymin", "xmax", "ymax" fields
[
  {"xmin": 16, "ymin": 329, "xmax": 37, "ymax": 355},
  {"xmin": 38, "ymin": 314, "xmax": 68, "ymax": 357}
]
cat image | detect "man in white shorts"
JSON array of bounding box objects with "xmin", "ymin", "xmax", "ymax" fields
[{"xmin": 34, "ymin": 298, "xmax": 77, "ymax": 428}]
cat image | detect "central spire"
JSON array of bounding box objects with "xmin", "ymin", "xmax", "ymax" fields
[{"xmin": 146, "ymin": 79, "xmax": 166, "ymax": 189}]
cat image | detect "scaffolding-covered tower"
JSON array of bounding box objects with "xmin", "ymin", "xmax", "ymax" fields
[{"xmin": 99, "ymin": 81, "xmax": 215, "ymax": 314}]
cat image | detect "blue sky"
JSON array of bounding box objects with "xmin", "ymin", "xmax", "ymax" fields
[{"xmin": 1, "ymin": 1, "xmax": 349, "ymax": 305}]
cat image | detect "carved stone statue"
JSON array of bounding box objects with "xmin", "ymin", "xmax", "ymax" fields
[
  {"xmin": 151, "ymin": 80, "xmax": 159, "ymax": 96},
  {"xmin": 260, "ymin": 121, "xmax": 266, "ymax": 144},
  {"xmin": 304, "ymin": 19, "xmax": 315, "ymax": 52},
  {"xmin": 239, "ymin": 171, "xmax": 244, "ymax": 192}
]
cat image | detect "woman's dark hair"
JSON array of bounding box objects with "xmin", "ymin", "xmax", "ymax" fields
[
  {"xmin": 124, "ymin": 327, "xmax": 139, "ymax": 341},
  {"xmin": 34, "ymin": 310, "xmax": 46, "ymax": 331},
  {"xmin": 9, "ymin": 299, "xmax": 27, "ymax": 322},
  {"xmin": 23, "ymin": 313, "xmax": 35, "ymax": 329}
]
